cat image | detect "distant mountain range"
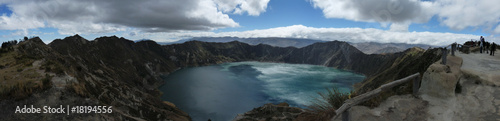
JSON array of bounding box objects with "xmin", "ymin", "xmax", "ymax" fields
[
  {"xmin": 350, "ymin": 42, "xmax": 435, "ymax": 54},
  {"xmin": 158, "ymin": 37, "xmax": 435, "ymax": 54},
  {"xmin": 161, "ymin": 37, "xmax": 322, "ymax": 48}
]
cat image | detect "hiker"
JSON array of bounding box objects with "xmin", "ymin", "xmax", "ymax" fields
[
  {"xmin": 480, "ymin": 36, "xmax": 485, "ymax": 53},
  {"xmin": 491, "ymin": 42, "xmax": 496, "ymax": 56},
  {"xmin": 486, "ymin": 42, "xmax": 490, "ymax": 54}
]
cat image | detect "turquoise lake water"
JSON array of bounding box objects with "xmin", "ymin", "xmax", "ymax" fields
[{"xmin": 159, "ymin": 61, "xmax": 365, "ymax": 121}]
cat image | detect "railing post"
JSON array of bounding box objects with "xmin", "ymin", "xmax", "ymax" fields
[
  {"xmin": 342, "ymin": 108, "xmax": 349, "ymax": 121},
  {"xmin": 412, "ymin": 75, "xmax": 420, "ymax": 96},
  {"xmin": 451, "ymin": 43, "xmax": 457, "ymax": 56},
  {"xmin": 442, "ymin": 48, "xmax": 447, "ymax": 65},
  {"xmin": 465, "ymin": 45, "xmax": 470, "ymax": 54}
]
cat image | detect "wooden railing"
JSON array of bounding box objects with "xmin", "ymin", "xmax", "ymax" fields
[
  {"xmin": 331, "ymin": 73, "xmax": 421, "ymax": 121},
  {"xmin": 441, "ymin": 43, "xmax": 458, "ymax": 65},
  {"xmin": 331, "ymin": 43, "xmax": 462, "ymax": 121}
]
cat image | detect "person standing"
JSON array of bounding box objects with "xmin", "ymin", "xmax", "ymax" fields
[
  {"xmin": 480, "ymin": 36, "xmax": 485, "ymax": 53},
  {"xmin": 491, "ymin": 42, "xmax": 496, "ymax": 56},
  {"xmin": 486, "ymin": 42, "xmax": 490, "ymax": 54}
]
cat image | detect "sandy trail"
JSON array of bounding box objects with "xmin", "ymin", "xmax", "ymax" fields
[
  {"xmin": 423, "ymin": 52, "xmax": 500, "ymax": 121},
  {"xmin": 458, "ymin": 52, "xmax": 500, "ymax": 85}
]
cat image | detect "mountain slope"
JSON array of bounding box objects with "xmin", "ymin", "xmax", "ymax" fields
[
  {"xmin": 351, "ymin": 42, "xmax": 434, "ymax": 54},
  {"xmin": 374, "ymin": 47, "xmax": 405, "ymax": 54},
  {"xmin": 165, "ymin": 40, "xmax": 400, "ymax": 76},
  {"xmin": 0, "ymin": 35, "xmax": 442, "ymax": 120},
  {"xmin": 1, "ymin": 36, "xmax": 191, "ymax": 121}
]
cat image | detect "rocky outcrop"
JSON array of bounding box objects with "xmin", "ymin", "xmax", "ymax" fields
[
  {"xmin": 338, "ymin": 95, "xmax": 429, "ymax": 121},
  {"xmin": 233, "ymin": 102, "xmax": 307, "ymax": 121},
  {"xmin": 419, "ymin": 55, "xmax": 463, "ymax": 98},
  {"xmin": 417, "ymin": 52, "xmax": 500, "ymax": 121},
  {"xmin": 332, "ymin": 52, "xmax": 500, "ymax": 121},
  {"xmin": 354, "ymin": 47, "xmax": 443, "ymax": 104}
]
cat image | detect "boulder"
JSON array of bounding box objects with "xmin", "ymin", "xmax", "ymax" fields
[{"xmin": 419, "ymin": 55, "xmax": 462, "ymax": 98}]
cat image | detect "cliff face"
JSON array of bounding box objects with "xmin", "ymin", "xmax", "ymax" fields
[
  {"xmin": 1, "ymin": 36, "xmax": 190, "ymax": 121},
  {"xmin": 0, "ymin": 35, "xmax": 441, "ymax": 120},
  {"xmin": 353, "ymin": 47, "xmax": 443, "ymax": 107},
  {"xmin": 165, "ymin": 40, "xmax": 400, "ymax": 76},
  {"xmin": 48, "ymin": 36, "xmax": 189, "ymax": 120}
]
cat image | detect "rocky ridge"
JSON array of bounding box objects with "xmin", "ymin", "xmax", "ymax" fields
[
  {"xmin": 0, "ymin": 35, "xmax": 443, "ymax": 120},
  {"xmin": 351, "ymin": 42, "xmax": 434, "ymax": 54}
]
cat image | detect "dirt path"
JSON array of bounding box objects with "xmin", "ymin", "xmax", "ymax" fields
[
  {"xmin": 422, "ymin": 52, "xmax": 500, "ymax": 121},
  {"xmin": 454, "ymin": 52, "xmax": 500, "ymax": 120},
  {"xmin": 457, "ymin": 52, "xmax": 500, "ymax": 85}
]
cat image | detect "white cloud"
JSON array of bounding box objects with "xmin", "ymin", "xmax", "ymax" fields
[
  {"xmin": 389, "ymin": 22, "xmax": 411, "ymax": 32},
  {"xmin": 215, "ymin": 0, "xmax": 270, "ymax": 16},
  {"xmin": 310, "ymin": 0, "xmax": 436, "ymax": 23},
  {"xmin": 310, "ymin": 0, "xmax": 500, "ymax": 33},
  {"xmin": 47, "ymin": 21, "xmax": 127, "ymax": 35},
  {"xmin": 0, "ymin": 14, "xmax": 45, "ymax": 30},
  {"xmin": 436, "ymin": 0, "xmax": 500, "ymax": 31},
  {"xmin": 139, "ymin": 25, "xmax": 480, "ymax": 46},
  {"xmin": 0, "ymin": 0, "xmax": 270, "ymax": 34},
  {"xmin": 495, "ymin": 25, "xmax": 500, "ymax": 34}
]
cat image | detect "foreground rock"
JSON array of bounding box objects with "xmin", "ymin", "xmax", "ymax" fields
[
  {"xmin": 233, "ymin": 102, "xmax": 307, "ymax": 121},
  {"xmin": 339, "ymin": 52, "xmax": 500, "ymax": 121},
  {"xmin": 344, "ymin": 95, "xmax": 429, "ymax": 121},
  {"xmin": 421, "ymin": 52, "xmax": 500, "ymax": 121},
  {"xmin": 419, "ymin": 55, "xmax": 462, "ymax": 98}
]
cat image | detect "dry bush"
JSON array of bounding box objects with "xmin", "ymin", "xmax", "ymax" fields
[{"xmin": 307, "ymin": 88, "xmax": 352, "ymax": 120}]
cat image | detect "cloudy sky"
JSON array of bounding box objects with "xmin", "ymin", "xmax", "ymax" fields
[{"xmin": 0, "ymin": 0, "xmax": 499, "ymax": 46}]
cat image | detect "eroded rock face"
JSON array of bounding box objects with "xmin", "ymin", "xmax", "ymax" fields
[
  {"xmin": 419, "ymin": 55, "xmax": 463, "ymax": 98},
  {"xmin": 233, "ymin": 102, "xmax": 307, "ymax": 121},
  {"xmin": 341, "ymin": 53, "xmax": 500, "ymax": 121},
  {"xmin": 421, "ymin": 53, "xmax": 500, "ymax": 121},
  {"xmin": 343, "ymin": 95, "xmax": 429, "ymax": 121},
  {"xmin": 1, "ymin": 36, "xmax": 192, "ymax": 121}
]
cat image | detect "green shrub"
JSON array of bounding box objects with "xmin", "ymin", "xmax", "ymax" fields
[
  {"xmin": 307, "ymin": 88, "xmax": 351, "ymax": 120},
  {"xmin": 42, "ymin": 74, "xmax": 51, "ymax": 88}
]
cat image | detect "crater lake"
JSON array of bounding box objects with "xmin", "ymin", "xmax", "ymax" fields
[{"xmin": 159, "ymin": 61, "xmax": 365, "ymax": 121}]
